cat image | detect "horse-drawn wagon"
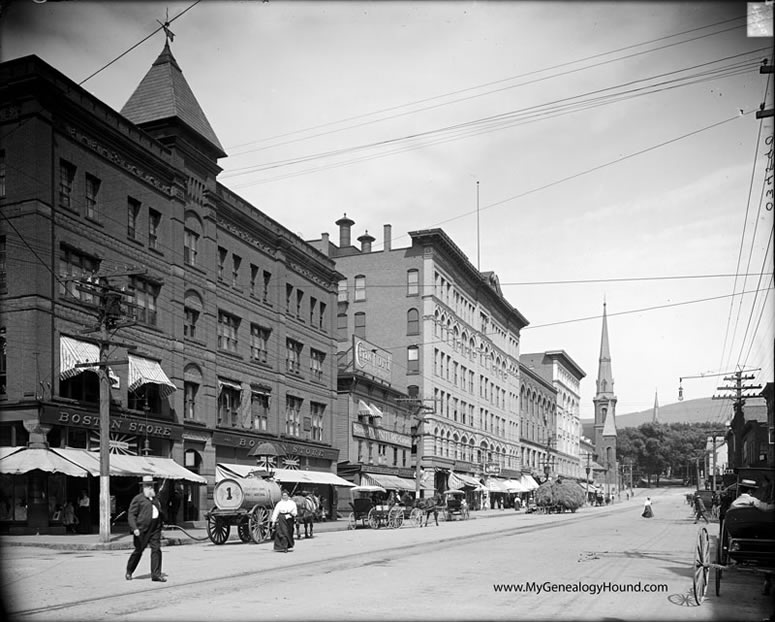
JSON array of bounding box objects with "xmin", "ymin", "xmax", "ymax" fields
[
  {"xmin": 442, "ymin": 490, "xmax": 470, "ymax": 521},
  {"xmin": 204, "ymin": 474, "xmax": 282, "ymax": 544},
  {"xmin": 347, "ymin": 485, "xmax": 424, "ymax": 529},
  {"xmin": 691, "ymin": 467, "xmax": 775, "ymax": 605}
]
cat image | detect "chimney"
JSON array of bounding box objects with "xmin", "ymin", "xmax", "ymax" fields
[
  {"xmin": 335, "ymin": 213, "xmax": 355, "ymax": 248},
  {"xmin": 383, "ymin": 224, "xmax": 392, "ymax": 252},
  {"xmin": 358, "ymin": 230, "xmax": 376, "ymax": 253},
  {"xmin": 321, "ymin": 232, "xmax": 330, "ymax": 256}
]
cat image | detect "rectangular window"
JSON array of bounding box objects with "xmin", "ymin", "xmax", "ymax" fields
[
  {"xmin": 0, "ymin": 149, "xmax": 5, "ymax": 198},
  {"xmin": 85, "ymin": 174, "xmax": 101, "ymax": 221},
  {"xmin": 58, "ymin": 246, "xmax": 100, "ymax": 303},
  {"xmin": 250, "ymin": 264, "xmax": 259, "ymax": 297},
  {"xmin": 285, "ymin": 395, "xmax": 302, "ymax": 437},
  {"xmin": 218, "ymin": 381, "xmax": 241, "ymax": 427},
  {"xmin": 59, "ymin": 160, "xmax": 76, "ymax": 209},
  {"xmin": 337, "ymin": 313, "xmax": 348, "ymax": 341},
  {"xmin": 310, "ymin": 348, "xmax": 325, "ymax": 381},
  {"xmin": 148, "ymin": 209, "xmax": 160, "ymax": 250},
  {"xmin": 184, "ymin": 307, "xmax": 199, "ymax": 339},
  {"xmin": 130, "ymin": 276, "xmax": 159, "ymax": 325},
  {"xmin": 286, "ymin": 283, "xmax": 293, "ymax": 313},
  {"xmin": 184, "ymin": 229, "xmax": 199, "ymax": 266},
  {"xmin": 286, "ymin": 338, "xmax": 302, "ymax": 374},
  {"xmin": 127, "ymin": 197, "xmax": 141, "ymax": 240},
  {"xmin": 310, "ymin": 297, "xmax": 317, "ymax": 325},
  {"xmin": 184, "ymin": 381, "xmax": 199, "ymax": 421},
  {"xmin": 354, "ymin": 275, "xmax": 366, "ymax": 301},
  {"xmin": 354, "ymin": 312, "xmax": 366, "ymax": 339},
  {"xmin": 217, "ymin": 311, "xmax": 240, "ymax": 352},
  {"xmin": 310, "ymin": 402, "xmax": 325, "ymax": 441},
  {"xmin": 262, "ymin": 270, "xmax": 272, "ymax": 304},
  {"xmin": 217, "ymin": 247, "xmax": 227, "ymax": 281},
  {"xmin": 319, "ymin": 301, "xmax": 326, "ymax": 331},
  {"xmin": 407, "ymin": 269, "xmax": 419, "ymax": 296},
  {"xmin": 296, "ymin": 289, "xmax": 304, "ymax": 319},
  {"xmin": 232, "ymin": 254, "xmax": 241, "ymax": 287},
  {"xmin": 251, "ymin": 390, "xmax": 270, "ymax": 431},
  {"xmin": 250, "ymin": 324, "xmax": 271, "ymax": 364},
  {"xmin": 407, "ymin": 345, "xmax": 419, "ymax": 374},
  {"xmin": 337, "ymin": 279, "xmax": 348, "ymax": 302},
  {"xmin": 0, "ymin": 327, "xmax": 6, "ymax": 397}
]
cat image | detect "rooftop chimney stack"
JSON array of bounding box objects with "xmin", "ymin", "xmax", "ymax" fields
[
  {"xmin": 320, "ymin": 232, "xmax": 330, "ymax": 256},
  {"xmin": 335, "ymin": 213, "xmax": 355, "ymax": 248},
  {"xmin": 358, "ymin": 230, "xmax": 376, "ymax": 253},
  {"xmin": 384, "ymin": 224, "xmax": 392, "ymax": 252}
]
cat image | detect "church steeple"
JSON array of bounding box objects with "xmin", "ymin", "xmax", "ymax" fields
[
  {"xmin": 121, "ymin": 41, "xmax": 226, "ymax": 161},
  {"xmin": 596, "ymin": 301, "xmax": 614, "ymax": 396},
  {"xmin": 652, "ymin": 390, "xmax": 660, "ymax": 423},
  {"xmin": 593, "ymin": 300, "xmax": 618, "ymax": 493}
]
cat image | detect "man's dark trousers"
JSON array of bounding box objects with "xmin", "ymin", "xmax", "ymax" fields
[{"xmin": 127, "ymin": 518, "xmax": 162, "ymax": 578}]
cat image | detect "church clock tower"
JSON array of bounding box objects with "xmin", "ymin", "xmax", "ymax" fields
[{"xmin": 593, "ymin": 302, "xmax": 618, "ymax": 494}]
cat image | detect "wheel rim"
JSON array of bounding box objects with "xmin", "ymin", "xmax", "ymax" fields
[
  {"xmin": 367, "ymin": 508, "xmax": 379, "ymax": 529},
  {"xmin": 238, "ymin": 516, "xmax": 251, "ymax": 543},
  {"xmin": 693, "ymin": 527, "xmax": 710, "ymax": 605},
  {"xmin": 249, "ymin": 507, "xmax": 269, "ymax": 543},
  {"xmin": 207, "ymin": 515, "xmax": 230, "ymax": 545}
]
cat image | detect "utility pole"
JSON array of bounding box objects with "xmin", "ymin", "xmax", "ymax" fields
[
  {"xmin": 713, "ymin": 369, "xmax": 762, "ymax": 470},
  {"xmin": 72, "ymin": 272, "xmax": 142, "ymax": 543},
  {"xmin": 401, "ymin": 398, "xmax": 435, "ymax": 497}
]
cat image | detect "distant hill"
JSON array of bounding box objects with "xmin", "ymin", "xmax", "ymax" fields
[{"xmin": 580, "ymin": 396, "xmax": 767, "ymax": 433}]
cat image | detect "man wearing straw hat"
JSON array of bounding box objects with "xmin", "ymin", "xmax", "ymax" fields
[{"xmin": 126, "ymin": 475, "xmax": 166, "ymax": 582}]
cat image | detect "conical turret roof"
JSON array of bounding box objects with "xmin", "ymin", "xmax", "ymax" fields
[{"xmin": 121, "ymin": 42, "xmax": 225, "ymax": 156}]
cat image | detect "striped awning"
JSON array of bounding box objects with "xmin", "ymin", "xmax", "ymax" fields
[
  {"xmin": 369, "ymin": 404, "xmax": 384, "ymax": 419},
  {"xmin": 128, "ymin": 354, "xmax": 176, "ymax": 398},
  {"xmin": 357, "ymin": 400, "xmax": 375, "ymax": 417},
  {"xmin": 60, "ymin": 336, "xmax": 120, "ymax": 387},
  {"xmin": 361, "ymin": 472, "xmax": 416, "ymax": 491},
  {"xmin": 448, "ymin": 471, "xmax": 483, "ymax": 490}
]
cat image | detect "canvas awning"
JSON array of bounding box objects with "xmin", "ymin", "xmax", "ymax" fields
[
  {"xmin": 51, "ymin": 448, "xmax": 205, "ymax": 483},
  {"xmin": 60, "ymin": 336, "xmax": 119, "ymax": 387},
  {"xmin": 0, "ymin": 447, "xmax": 91, "ymax": 477},
  {"xmin": 272, "ymin": 468, "xmax": 355, "ymax": 488},
  {"xmin": 361, "ymin": 472, "xmax": 415, "ymax": 491},
  {"xmin": 128, "ymin": 354, "xmax": 176, "ymax": 398},
  {"xmin": 218, "ymin": 378, "xmax": 242, "ymax": 394},
  {"xmin": 483, "ymin": 478, "xmax": 509, "ymax": 493},
  {"xmin": 520, "ymin": 474, "xmax": 540, "ymax": 491},
  {"xmin": 448, "ymin": 471, "xmax": 483, "ymax": 490},
  {"xmin": 369, "ymin": 404, "xmax": 384, "ymax": 419},
  {"xmin": 503, "ymin": 478, "xmax": 528, "ymax": 493},
  {"xmin": 357, "ymin": 399, "xmax": 375, "ymax": 417}
]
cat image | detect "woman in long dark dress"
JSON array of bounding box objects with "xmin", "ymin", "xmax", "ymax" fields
[
  {"xmin": 76, "ymin": 490, "xmax": 91, "ymax": 533},
  {"xmin": 271, "ymin": 490, "xmax": 298, "ymax": 552},
  {"xmin": 641, "ymin": 496, "xmax": 654, "ymax": 518}
]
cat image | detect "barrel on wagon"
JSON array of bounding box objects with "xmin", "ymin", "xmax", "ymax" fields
[{"xmin": 205, "ymin": 475, "xmax": 283, "ymax": 544}]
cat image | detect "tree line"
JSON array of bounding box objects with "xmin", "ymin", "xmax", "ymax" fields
[{"xmin": 617, "ymin": 422, "xmax": 725, "ymax": 487}]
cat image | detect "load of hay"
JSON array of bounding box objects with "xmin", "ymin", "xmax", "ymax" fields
[{"xmin": 534, "ymin": 479, "xmax": 585, "ymax": 513}]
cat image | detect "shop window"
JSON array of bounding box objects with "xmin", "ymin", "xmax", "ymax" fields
[
  {"xmin": 128, "ymin": 384, "xmax": 162, "ymax": 414},
  {"xmin": 59, "ymin": 371, "xmax": 99, "ymax": 403}
]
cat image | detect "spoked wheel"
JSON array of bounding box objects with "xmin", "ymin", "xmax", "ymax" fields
[
  {"xmin": 715, "ymin": 521, "xmax": 728, "ymax": 597},
  {"xmin": 348, "ymin": 512, "xmax": 357, "ymax": 530},
  {"xmin": 206, "ymin": 513, "xmax": 230, "ymax": 545},
  {"xmin": 390, "ymin": 508, "xmax": 405, "ymax": 529},
  {"xmin": 249, "ymin": 506, "xmax": 271, "ymax": 543},
  {"xmin": 693, "ymin": 527, "xmax": 710, "ymax": 605},
  {"xmin": 367, "ymin": 507, "xmax": 380, "ymax": 529},
  {"xmin": 237, "ymin": 515, "xmax": 252, "ymax": 543},
  {"xmin": 410, "ymin": 508, "xmax": 424, "ymax": 527}
]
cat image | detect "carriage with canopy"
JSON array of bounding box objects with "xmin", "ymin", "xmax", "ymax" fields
[
  {"xmin": 691, "ymin": 466, "xmax": 775, "ymax": 605},
  {"xmin": 442, "ymin": 489, "xmax": 470, "ymax": 521},
  {"xmin": 347, "ymin": 485, "xmax": 423, "ymax": 529}
]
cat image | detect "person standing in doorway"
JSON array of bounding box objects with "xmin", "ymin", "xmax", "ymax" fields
[
  {"xmin": 76, "ymin": 490, "xmax": 91, "ymax": 533},
  {"xmin": 126, "ymin": 476, "xmax": 166, "ymax": 582}
]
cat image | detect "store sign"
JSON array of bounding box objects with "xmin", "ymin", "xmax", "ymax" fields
[
  {"xmin": 212, "ymin": 431, "xmax": 339, "ymax": 461},
  {"xmin": 352, "ymin": 422, "xmax": 412, "ymax": 448},
  {"xmin": 353, "ymin": 336, "xmax": 392, "ymax": 383},
  {"xmin": 483, "ymin": 462, "xmax": 501, "ymax": 475},
  {"xmin": 42, "ymin": 405, "xmax": 182, "ymax": 441}
]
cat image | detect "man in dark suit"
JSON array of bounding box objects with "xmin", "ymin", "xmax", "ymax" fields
[{"xmin": 126, "ymin": 475, "xmax": 166, "ymax": 582}]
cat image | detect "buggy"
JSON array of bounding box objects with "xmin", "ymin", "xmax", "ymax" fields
[{"xmin": 442, "ymin": 489, "xmax": 470, "ymax": 521}]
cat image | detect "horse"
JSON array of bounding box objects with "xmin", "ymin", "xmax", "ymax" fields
[
  {"xmin": 415, "ymin": 493, "xmax": 443, "ymax": 527},
  {"xmin": 292, "ymin": 493, "xmax": 320, "ymax": 539}
]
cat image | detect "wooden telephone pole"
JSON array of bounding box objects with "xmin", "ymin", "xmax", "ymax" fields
[{"xmin": 713, "ymin": 369, "xmax": 762, "ymax": 470}]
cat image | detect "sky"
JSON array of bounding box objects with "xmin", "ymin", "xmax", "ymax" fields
[{"xmin": 2, "ymin": 0, "xmax": 773, "ymax": 422}]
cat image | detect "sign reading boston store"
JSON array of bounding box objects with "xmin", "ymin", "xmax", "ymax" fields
[
  {"xmin": 353, "ymin": 336, "xmax": 392, "ymax": 384},
  {"xmin": 41, "ymin": 405, "xmax": 182, "ymax": 441}
]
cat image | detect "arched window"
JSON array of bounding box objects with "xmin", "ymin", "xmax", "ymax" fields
[{"xmin": 407, "ymin": 308, "xmax": 419, "ymax": 335}]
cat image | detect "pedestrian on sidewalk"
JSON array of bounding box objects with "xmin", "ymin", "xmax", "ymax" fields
[
  {"xmin": 641, "ymin": 497, "xmax": 654, "ymax": 518},
  {"xmin": 126, "ymin": 475, "xmax": 166, "ymax": 582},
  {"xmin": 76, "ymin": 490, "xmax": 91, "ymax": 534},
  {"xmin": 693, "ymin": 493, "xmax": 709, "ymax": 524},
  {"xmin": 62, "ymin": 501, "xmax": 77, "ymax": 533}
]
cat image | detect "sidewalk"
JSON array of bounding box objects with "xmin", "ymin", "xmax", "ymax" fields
[{"xmin": 0, "ymin": 506, "xmax": 539, "ymax": 551}]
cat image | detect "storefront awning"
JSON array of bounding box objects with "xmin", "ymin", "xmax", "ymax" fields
[
  {"xmin": 272, "ymin": 468, "xmax": 355, "ymax": 487},
  {"xmin": 128, "ymin": 354, "xmax": 177, "ymax": 398},
  {"xmin": 60, "ymin": 336, "xmax": 119, "ymax": 387},
  {"xmin": 361, "ymin": 472, "xmax": 416, "ymax": 491},
  {"xmin": 483, "ymin": 477, "xmax": 510, "ymax": 493},
  {"xmin": 520, "ymin": 474, "xmax": 540, "ymax": 491},
  {"xmin": 503, "ymin": 478, "xmax": 527, "ymax": 493},
  {"xmin": 448, "ymin": 471, "xmax": 483, "ymax": 490},
  {"xmin": 0, "ymin": 447, "xmax": 91, "ymax": 477},
  {"xmin": 51, "ymin": 448, "xmax": 205, "ymax": 483}
]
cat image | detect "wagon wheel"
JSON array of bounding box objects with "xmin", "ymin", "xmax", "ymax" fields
[
  {"xmin": 249, "ymin": 506, "xmax": 271, "ymax": 543},
  {"xmin": 390, "ymin": 507, "xmax": 405, "ymax": 529},
  {"xmin": 410, "ymin": 507, "xmax": 424, "ymax": 527},
  {"xmin": 715, "ymin": 520, "xmax": 728, "ymax": 597},
  {"xmin": 348, "ymin": 512, "xmax": 357, "ymax": 530},
  {"xmin": 206, "ymin": 512, "xmax": 230, "ymax": 545},
  {"xmin": 367, "ymin": 507, "xmax": 380, "ymax": 529},
  {"xmin": 693, "ymin": 527, "xmax": 710, "ymax": 605},
  {"xmin": 237, "ymin": 515, "xmax": 252, "ymax": 543}
]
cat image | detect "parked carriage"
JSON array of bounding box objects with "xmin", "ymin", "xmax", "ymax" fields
[
  {"xmin": 204, "ymin": 474, "xmax": 282, "ymax": 545},
  {"xmin": 347, "ymin": 485, "xmax": 384, "ymax": 530},
  {"xmin": 692, "ymin": 467, "xmax": 775, "ymax": 605},
  {"xmin": 442, "ymin": 490, "xmax": 470, "ymax": 521},
  {"xmin": 346, "ymin": 485, "xmax": 422, "ymax": 529}
]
